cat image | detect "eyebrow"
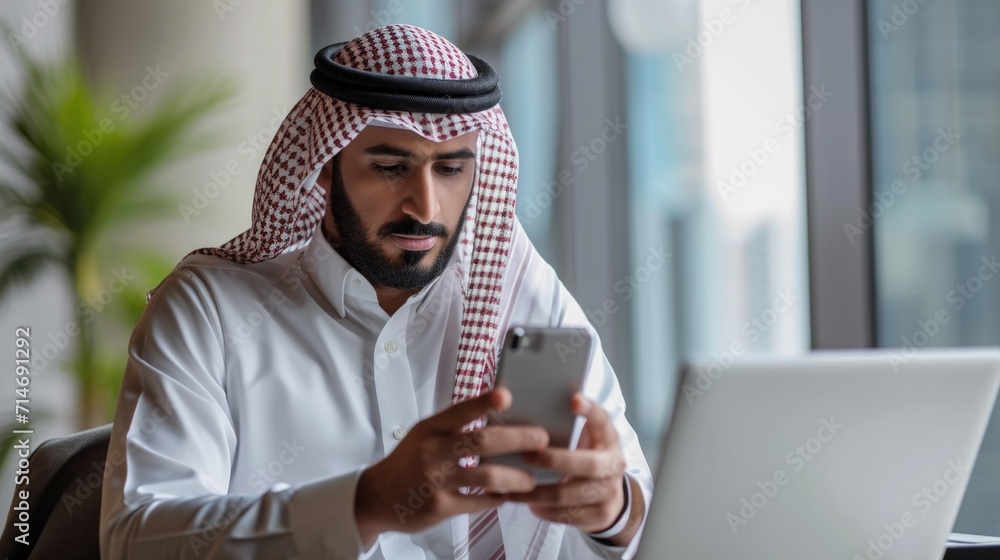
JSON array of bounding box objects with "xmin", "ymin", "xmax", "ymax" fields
[{"xmin": 364, "ymin": 144, "xmax": 476, "ymax": 160}]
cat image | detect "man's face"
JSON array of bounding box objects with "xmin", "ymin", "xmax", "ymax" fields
[{"xmin": 318, "ymin": 125, "xmax": 478, "ymax": 290}]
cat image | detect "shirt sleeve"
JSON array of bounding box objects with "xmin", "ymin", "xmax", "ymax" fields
[
  {"xmin": 500, "ymin": 223, "xmax": 654, "ymax": 560},
  {"xmin": 99, "ymin": 263, "xmax": 375, "ymax": 560},
  {"xmin": 555, "ymin": 350, "xmax": 653, "ymax": 560}
]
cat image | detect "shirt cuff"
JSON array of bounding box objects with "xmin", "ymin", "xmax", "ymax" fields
[
  {"xmin": 289, "ymin": 466, "xmax": 378, "ymax": 560},
  {"xmin": 588, "ymin": 474, "xmax": 633, "ymax": 541}
]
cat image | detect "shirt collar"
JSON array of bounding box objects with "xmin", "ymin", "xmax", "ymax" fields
[{"xmin": 300, "ymin": 225, "xmax": 461, "ymax": 319}]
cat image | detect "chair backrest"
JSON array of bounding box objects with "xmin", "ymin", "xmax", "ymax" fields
[{"xmin": 0, "ymin": 423, "xmax": 112, "ymax": 560}]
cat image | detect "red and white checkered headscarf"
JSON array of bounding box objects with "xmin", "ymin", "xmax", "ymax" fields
[{"xmin": 189, "ymin": 24, "xmax": 518, "ymax": 409}]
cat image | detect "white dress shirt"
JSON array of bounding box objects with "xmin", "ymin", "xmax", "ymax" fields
[{"xmin": 99, "ymin": 221, "xmax": 653, "ymax": 559}]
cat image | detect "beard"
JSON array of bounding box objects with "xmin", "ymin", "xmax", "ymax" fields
[{"xmin": 324, "ymin": 155, "xmax": 471, "ymax": 290}]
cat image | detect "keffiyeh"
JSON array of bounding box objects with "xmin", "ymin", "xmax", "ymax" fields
[{"xmin": 190, "ymin": 24, "xmax": 519, "ymax": 409}]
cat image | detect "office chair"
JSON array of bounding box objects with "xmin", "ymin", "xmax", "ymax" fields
[{"xmin": 0, "ymin": 423, "xmax": 112, "ymax": 560}]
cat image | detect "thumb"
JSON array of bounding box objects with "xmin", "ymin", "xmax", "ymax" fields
[
  {"xmin": 572, "ymin": 393, "xmax": 617, "ymax": 450},
  {"xmin": 423, "ymin": 386, "xmax": 512, "ymax": 433}
]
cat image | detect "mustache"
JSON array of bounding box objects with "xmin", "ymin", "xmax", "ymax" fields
[{"xmin": 377, "ymin": 218, "xmax": 449, "ymax": 238}]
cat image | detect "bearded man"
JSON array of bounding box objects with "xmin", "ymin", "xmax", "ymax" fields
[{"xmin": 100, "ymin": 24, "xmax": 652, "ymax": 560}]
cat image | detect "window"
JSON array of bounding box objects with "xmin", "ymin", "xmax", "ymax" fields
[
  {"xmin": 868, "ymin": 0, "xmax": 1000, "ymax": 536},
  {"xmin": 501, "ymin": 10, "xmax": 560, "ymax": 263},
  {"xmin": 619, "ymin": 0, "xmax": 811, "ymax": 455}
]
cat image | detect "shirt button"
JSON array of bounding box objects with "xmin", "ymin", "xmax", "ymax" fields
[
  {"xmin": 384, "ymin": 341, "xmax": 398, "ymax": 353},
  {"xmin": 351, "ymin": 278, "xmax": 361, "ymax": 288},
  {"xmin": 393, "ymin": 428, "xmax": 407, "ymax": 440}
]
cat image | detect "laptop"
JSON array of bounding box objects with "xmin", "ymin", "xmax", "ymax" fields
[{"xmin": 635, "ymin": 348, "xmax": 1000, "ymax": 560}]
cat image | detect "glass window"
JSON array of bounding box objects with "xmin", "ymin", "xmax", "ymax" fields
[
  {"xmin": 869, "ymin": 0, "xmax": 1000, "ymax": 536},
  {"xmin": 500, "ymin": 10, "xmax": 560, "ymax": 263},
  {"xmin": 617, "ymin": 0, "xmax": 811, "ymax": 454}
]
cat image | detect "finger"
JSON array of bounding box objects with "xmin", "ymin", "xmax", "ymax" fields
[
  {"xmin": 523, "ymin": 448, "xmax": 626, "ymax": 480},
  {"xmin": 572, "ymin": 393, "xmax": 618, "ymax": 450},
  {"xmin": 446, "ymin": 463, "xmax": 537, "ymax": 494},
  {"xmin": 507, "ymin": 478, "xmax": 615, "ymax": 507},
  {"xmin": 577, "ymin": 425, "xmax": 592, "ymax": 450},
  {"xmin": 452, "ymin": 425, "xmax": 549, "ymax": 458},
  {"xmin": 422, "ymin": 387, "xmax": 512, "ymax": 433}
]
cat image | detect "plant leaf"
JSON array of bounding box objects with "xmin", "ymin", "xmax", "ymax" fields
[{"xmin": 0, "ymin": 249, "xmax": 61, "ymax": 299}]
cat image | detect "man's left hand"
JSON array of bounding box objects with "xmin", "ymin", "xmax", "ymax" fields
[{"xmin": 508, "ymin": 393, "xmax": 644, "ymax": 547}]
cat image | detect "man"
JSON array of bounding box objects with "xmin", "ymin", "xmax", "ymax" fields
[{"xmin": 100, "ymin": 24, "xmax": 652, "ymax": 559}]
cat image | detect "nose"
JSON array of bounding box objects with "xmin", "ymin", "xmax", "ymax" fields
[{"xmin": 401, "ymin": 166, "xmax": 441, "ymax": 224}]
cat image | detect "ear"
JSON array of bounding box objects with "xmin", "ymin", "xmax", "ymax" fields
[
  {"xmin": 318, "ymin": 158, "xmax": 339, "ymax": 243},
  {"xmin": 317, "ymin": 158, "xmax": 333, "ymax": 193}
]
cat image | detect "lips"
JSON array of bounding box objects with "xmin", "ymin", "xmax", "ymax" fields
[{"xmin": 390, "ymin": 234, "xmax": 438, "ymax": 252}]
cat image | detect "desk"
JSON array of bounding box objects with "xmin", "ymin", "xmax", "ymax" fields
[{"xmin": 943, "ymin": 544, "xmax": 1000, "ymax": 559}]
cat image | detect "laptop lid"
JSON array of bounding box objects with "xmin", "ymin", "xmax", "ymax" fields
[
  {"xmin": 951, "ymin": 374, "xmax": 1000, "ymax": 537},
  {"xmin": 635, "ymin": 348, "xmax": 1000, "ymax": 560}
]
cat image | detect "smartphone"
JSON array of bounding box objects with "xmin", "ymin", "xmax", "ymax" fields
[{"xmin": 483, "ymin": 325, "xmax": 595, "ymax": 484}]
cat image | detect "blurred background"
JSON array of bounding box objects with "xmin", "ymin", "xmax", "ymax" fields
[{"xmin": 0, "ymin": 0, "xmax": 998, "ymax": 535}]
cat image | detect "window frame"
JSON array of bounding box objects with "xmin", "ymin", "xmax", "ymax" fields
[{"xmin": 800, "ymin": 0, "xmax": 878, "ymax": 349}]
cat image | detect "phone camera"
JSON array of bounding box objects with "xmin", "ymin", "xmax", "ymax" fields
[{"xmin": 510, "ymin": 328, "xmax": 530, "ymax": 353}]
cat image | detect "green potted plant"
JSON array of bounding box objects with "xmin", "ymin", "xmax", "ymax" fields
[{"xmin": 0, "ymin": 49, "xmax": 234, "ymax": 429}]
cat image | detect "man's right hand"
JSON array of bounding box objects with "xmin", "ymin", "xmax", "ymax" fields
[{"xmin": 354, "ymin": 386, "xmax": 549, "ymax": 547}]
